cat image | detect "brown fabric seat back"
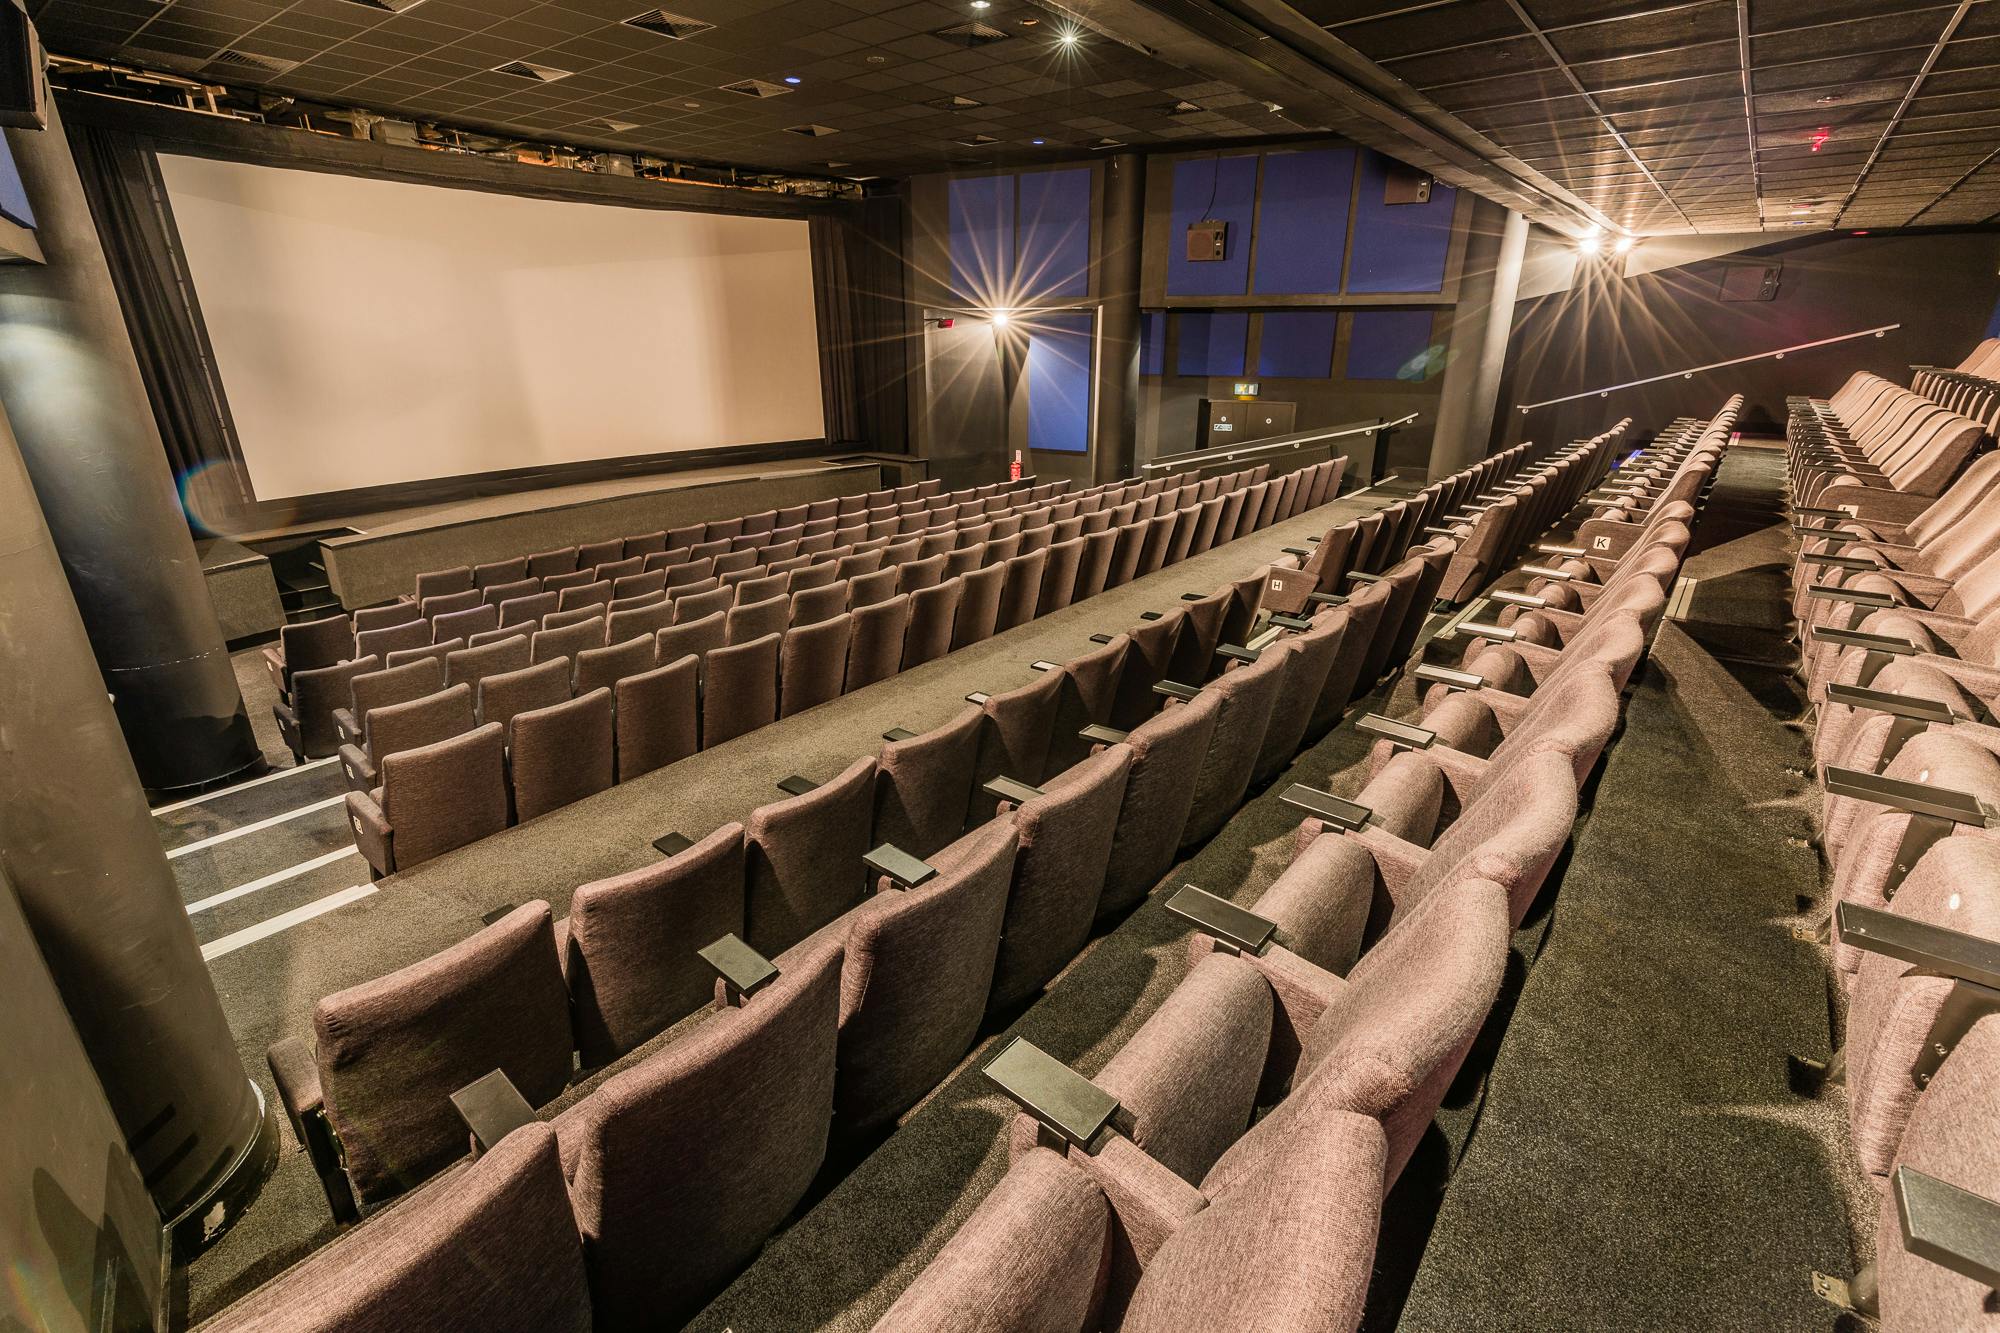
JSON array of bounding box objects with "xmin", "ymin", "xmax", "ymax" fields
[
  {"xmin": 612, "ymin": 657, "xmax": 699, "ymax": 782},
  {"xmin": 875, "ymin": 705, "xmax": 983, "ymax": 858},
  {"xmin": 701, "ymin": 632, "xmax": 780, "ymax": 748},
  {"xmin": 508, "ymin": 688, "xmax": 615, "ymax": 822},
  {"xmin": 368, "ymin": 682, "xmax": 476, "ymax": 766},
  {"xmin": 845, "ymin": 593, "xmax": 911, "ymax": 691},
  {"xmin": 444, "ymin": 634, "xmax": 532, "ymax": 695},
  {"xmin": 779, "ymin": 613, "xmax": 852, "ymax": 717},
  {"xmin": 902, "ymin": 579, "xmax": 963, "ymax": 668},
  {"xmin": 574, "ymin": 637, "xmax": 656, "ymax": 696},
  {"xmin": 351, "ymin": 656, "xmax": 446, "ymax": 747},
  {"xmin": 415, "ymin": 567, "xmax": 475, "ymax": 600},
  {"xmin": 477, "ymin": 658, "xmax": 573, "ymax": 734},
  {"xmin": 952, "ymin": 563, "xmax": 1006, "ymax": 649},
  {"xmin": 790, "ymin": 580, "xmax": 850, "ymax": 628},
  {"xmin": 380, "ymin": 720, "xmax": 510, "ymax": 867},
  {"xmin": 744, "ymin": 755, "xmax": 877, "ymax": 954},
  {"xmin": 284, "ymin": 656, "xmax": 380, "ymax": 759}
]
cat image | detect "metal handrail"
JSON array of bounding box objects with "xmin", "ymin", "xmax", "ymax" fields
[
  {"xmin": 1514, "ymin": 324, "xmax": 1902, "ymax": 413},
  {"xmin": 1141, "ymin": 412, "xmax": 1420, "ymax": 472}
]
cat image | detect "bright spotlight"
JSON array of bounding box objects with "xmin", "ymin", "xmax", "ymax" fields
[
  {"xmin": 1577, "ymin": 234, "xmax": 1601, "ymax": 256},
  {"xmin": 1612, "ymin": 235, "xmax": 1635, "ymax": 255},
  {"xmin": 1057, "ymin": 27, "xmax": 1081, "ymax": 46},
  {"xmin": 990, "ymin": 309, "xmax": 1011, "ymax": 328}
]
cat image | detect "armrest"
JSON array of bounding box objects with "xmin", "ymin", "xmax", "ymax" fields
[
  {"xmin": 1269, "ymin": 613, "xmax": 1313, "ymax": 631},
  {"xmin": 1152, "ymin": 680, "xmax": 1200, "ymax": 702},
  {"xmin": 1355, "ymin": 714, "xmax": 1437, "ymax": 750},
  {"xmin": 1089, "ymin": 633, "xmax": 1116, "ymax": 645},
  {"xmin": 652, "ymin": 832, "xmax": 694, "ymax": 857},
  {"xmin": 1457, "ymin": 621, "xmax": 1517, "ymax": 643},
  {"xmin": 1519, "ymin": 565, "xmax": 1574, "ymax": 581},
  {"xmin": 451, "ymin": 1069, "xmax": 539, "ymax": 1153},
  {"xmin": 1414, "ymin": 662, "xmax": 1485, "ymax": 691},
  {"xmin": 1305, "ymin": 591, "xmax": 1348, "ymax": 606},
  {"xmin": 1535, "ymin": 543, "xmax": 1587, "ymax": 557},
  {"xmin": 964, "ymin": 691, "xmax": 991, "ymax": 705},
  {"xmin": 984, "ymin": 1037, "xmax": 1119, "ymax": 1151},
  {"xmin": 1489, "ymin": 590, "xmax": 1547, "ymax": 609},
  {"xmin": 1215, "ymin": 644, "xmax": 1259, "ymax": 663},
  {"xmin": 984, "ymin": 775, "xmax": 1046, "ymax": 806},
  {"xmin": 1164, "ymin": 884, "xmax": 1277, "ymax": 956},
  {"xmin": 1281, "ymin": 547, "xmax": 1312, "ymax": 558},
  {"xmin": 1080, "ymin": 723, "xmax": 1128, "ymax": 746},
  {"xmin": 332, "ymin": 706, "xmax": 362, "ymax": 745},
  {"xmin": 1836, "ymin": 901, "xmax": 2000, "ymax": 990},
  {"xmin": 776, "ymin": 774, "xmax": 820, "ymax": 797},
  {"xmin": 1806, "ymin": 584, "xmax": 1897, "ymax": 608},
  {"xmin": 337, "ymin": 742, "xmax": 377, "ymax": 792},
  {"xmin": 699, "ymin": 933, "xmax": 779, "ymax": 1003},
  {"xmin": 1138, "ymin": 612, "xmax": 1163, "ymax": 622},
  {"xmin": 1823, "ymin": 682, "xmax": 1962, "ymax": 724},
  {"xmin": 345, "ymin": 790, "xmax": 393, "ymax": 877},
  {"xmin": 1423, "ymin": 525, "xmax": 1459, "ymax": 537},
  {"xmin": 1029, "ymin": 659, "xmax": 1062, "ymax": 672},
  {"xmin": 1792, "ymin": 506, "xmax": 1855, "ymax": 519},
  {"xmin": 1821, "ymin": 766, "xmax": 1995, "ymax": 827},
  {"xmin": 1800, "ymin": 552, "xmax": 1879, "ymax": 571},
  {"xmin": 882, "ymin": 726, "xmax": 917, "ymax": 742},
  {"xmin": 1279, "ymin": 783, "xmax": 1374, "ymax": 831},
  {"xmin": 1345, "ymin": 571, "xmax": 1385, "ymax": 585},
  {"xmin": 1893, "ymin": 1167, "xmax": 2000, "ymax": 1289},
  {"xmin": 864, "ymin": 842, "xmax": 938, "ymax": 890},
  {"xmin": 268, "ymin": 1036, "xmax": 358, "ymax": 1224},
  {"xmin": 1793, "ymin": 525, "xmax": 1858, "ymax": 543}
]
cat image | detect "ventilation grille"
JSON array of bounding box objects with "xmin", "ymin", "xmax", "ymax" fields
[
  {"xmin": 935, "ymin": 20, "xmax": 1009, "ymax": 46},
  {"xmin": 720, "ymin": 78, "xmax": 793, "ymax": 98},
  {"xmin": 785, "ymin": 123, "xmax": 839, "ymax": 137},
  {"xmin": 623, "ymin": 8, "xmax": 715, "ymax": 39},
  {"xmin": 202, "ymin": 49, "xmax": 300, "ymax": 76},
  {"xmin": 926, "ymin": 94, "xmax": 983, "ymax": 110},
  {"xmin": 335, "ymin": 0, "xmax": 430, "ymax": 12},
  {"xmin": 1092, "ymin": 137, "xmax": 1125, "ymax": 149},
  {"xmin": 596, "ymin": 117, "xmax": 641, "ymax": 132},
  {"xmin": 493, "ymin": 60, "xmax": 573, "ymax": 82},
  {"xmin": 956, "ymin": 133, "xmax": 1000, "ymax": 147},
  {"xmin": 1168, "ymin": 100, "xmax": 1202, "ymax": 114}
]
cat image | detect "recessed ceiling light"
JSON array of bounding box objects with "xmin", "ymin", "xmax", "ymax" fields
[
  {"xmin": 1031, "ymin": 137, "xmax": 1045, "ymax": 145},
  {"xmin": 783, "ymin": 75, "xmax": 802, "ymax": 84},
  {"xmin": 1019, "ymin": 15, "xmax": 1038, "ymax": 24},
  {"xmin": 1057, "ymin": 28, "xmax": 1080, "ymax": 46},
  {"xmin": 866, "ymin": 54, "xmax": 887, "ymax": 62},
  {"xmin": 683, "ymin": 100, "xmax": 702, "ymax": 108},
  {"xmin": 972, "ymin": 1, "xmax": 990, "ymax": 7}
]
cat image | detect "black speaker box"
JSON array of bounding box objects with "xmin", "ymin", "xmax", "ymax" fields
[{"xmin": 0, "ymin": 1, "xmax": 45, "ymax": 132}]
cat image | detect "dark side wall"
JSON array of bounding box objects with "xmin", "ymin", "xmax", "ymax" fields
[{"xmin": 1502, "ymin": 230, "xmax": 2000, "ymax": 448}]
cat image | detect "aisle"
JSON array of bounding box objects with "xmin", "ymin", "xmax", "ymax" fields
[{"xmin": 1394, "ymin": 445, "xmax": 1867, "ymax": 1331}]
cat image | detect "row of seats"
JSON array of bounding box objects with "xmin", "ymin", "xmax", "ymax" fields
[
  {"xmin": 1911, "ymin": 334, "xmax": 2000, "ymax": 432},
  {"xmin": 327, "ymin": 459, "xmax": 1347, "ymax": 877},
  {"xmin": 269, "ymin": 460, "xmax": 1318, "ymax": 764},
  {"xmin": 208, "ymin": 419, "xmax": 1660, "ymax": 1330},
  {"xmin": 1786, "ymin": 371, "xmax": 1984, "ymax": 511},
  {"xmin": 877, "ymin": 405, "xmax": 1737, "ymax": 1329},
  {"xmin": 1785, "ymin": 349, "xmax": 2000, "ymax": 1329}
]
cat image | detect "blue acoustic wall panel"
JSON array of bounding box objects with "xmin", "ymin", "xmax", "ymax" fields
[
  {"xmin": 1252, "ymin": 149, "xmax": 1355, "ymax": 295},
  {"xmin": 1139, "ymin": 311, "xmax": 1166, "ymax": 376},
  {"xmin": 0, "ymin": 139, "xmax": 32, "ymax": 230},
  {"xmin": 949, "ymin": 174, "xmax": 1016, "ymax": 304},
  {"xmin": 1258, "ymin": 311, "xmax": 1338, "ymax": 379},
  {"xmin": 1017, "ymin": 168, "xmax": 1092, "ymax": 299},
  {"xmin": 1346, "ymin": 309, "xmax": 1437, "ymax": 380},
  {"xmin": 1176, "ymin": 311, "xmax": 1248, "ymax": 378},
  {"xmin": 1166, "ymin": 154, "xmax": 1258, "ymax": 297},
  {"xmin": 1347, "ymin": 152, "xmax": 1457, "ymax": 294},
  {"xmin": 1026, "ymin": 312, "xmax": 1094, "ymax": 453}
]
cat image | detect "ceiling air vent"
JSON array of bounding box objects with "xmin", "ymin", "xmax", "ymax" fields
[
  {"xmin": 202, "ymin": 49, "xmax": 300, "ymax": 77},
  {"xmin": 623, "ymin": 9, "xmax": 715, "ymax": 39},
  {"xmin": 720, "ymin": 78, "xmax": 793, "ymax": 98},
  {"xmin": 935, "ymin": 20, "xmax": 1009, "ymax": 46},
  {"xmin": 785, "ymin": 123, "xmax": 839, "ymax": 137},
  {"xmin": 956, "ymin": 133, "xmax": 1000, "ymax": 147},
  {"xmin": 1168, "ymin": 100, "xmax": 1202, "ymax": 114},
  {"xmin": 336, "ymin": 0, "xmax": 430, "ymax": 12},
  {"xmin": 493, "ymin": 60, "xmax": 573, "ymax": 82},
  {"xmin": 596, "ymin": 117, "xmax": 641, "ymax": 132},
  {"xmin": 926, "ymin": 94, "xmax": 983, "ymax": 110},
  {"xmin": 1092, "ymin": 137, "xmax": 1125, "ymax": 149}
]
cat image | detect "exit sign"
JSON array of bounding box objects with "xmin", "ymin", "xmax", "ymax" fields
[{"xmin": 1232, "ymin": 381, "xmax": 1260, "ymax": 398}]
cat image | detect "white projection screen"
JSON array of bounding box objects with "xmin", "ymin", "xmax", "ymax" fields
[{"xmin": 159, "ymin": 155, "xmax": 826, "ymax": 500}]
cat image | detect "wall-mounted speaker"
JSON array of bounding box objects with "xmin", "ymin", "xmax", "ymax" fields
[
  {"xmin": 0, "ymin": 0, "xmax": 45, "ymax": 132},
  {"xmin": 1719, "ymin": 261, "xmax": 1781, "ymax": 302},
  {"xmin": 1186, "ymin": 220, "xmax": 1227, "ymax": 261},
  {"xmin": 1384, "ymin": 165, "xmax": 1432, "ymax": 205}
]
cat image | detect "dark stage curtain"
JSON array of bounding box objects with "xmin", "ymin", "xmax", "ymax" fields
[
  {"xmin": 65, "ymin": 122, "xmax": 244, "ymax": 508},
  {"xmin": 811, "ymin": 196, "xmax": 910, "ymax": 453}
]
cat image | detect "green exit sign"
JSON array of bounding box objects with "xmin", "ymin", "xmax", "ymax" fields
[{"xmin": 1232, "ymin": 381, "xmax": 1261, "ymax": 398}]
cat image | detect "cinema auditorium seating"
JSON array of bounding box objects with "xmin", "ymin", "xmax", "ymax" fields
[
  {"xmin": 319, "ymin": 457, "xmax": 1345, "ymax": 875},
  {"xmin": 221, "ymin": 405, "xmax": 1757, "ymax": 1332}
]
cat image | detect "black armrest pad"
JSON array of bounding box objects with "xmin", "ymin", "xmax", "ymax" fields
[
  {"xmin": 1355, "ymin": 714, "xmax": 1437, "ymax": 749},
  {"xmin": 864, "ymin": 842, "xmax": 938, "ymax": 889},
  {"xmin": 1216, "ymin": 644, "xmax": 1259, "ymax": 663},
  {"xmin": 1089, "ymin": 633, "xmax": 1115, "ymax": 645},
  {"xmin": 1801, "ymin": 553, "xmax": 1875, "ymax": 570},
  {"xmin": 1138, "ymin": 611, "xmax": 1163, "ymax": 622},
  {"xmin": 1823, "ymin": 766, "xmax": 1993, "ymax": 826},
  {"xmin": 984, "ymin": 775, "xmax": 1046, "ymax": 805},
  {"xmin": 777, "ymin": 774, "xmax": 820, "ymax": 797},
  {"xmin": 699, "ymin": 933, "xmax": 779, "ymax": 999},
  {"xmin": 1457, "ymin": 621, "xmax": 1517, "ymax": 642},
  {"xmin": 1305, "ymin": 591, "xmax": 1347, "ymax": 606},
  {"xmin": 983, "ymin": 1037, "xmax": 1119, "ymax": 1150},
  {"xmin": 1152, "ymin": 679, "xmax": 1200, "ymax": 701},
  {"xmin": 1810, "ymin": 626, "xmax": 1916, "ymax": 654},
  {"xmin": 452, "ymin": 1070, "xmax": 538, "ymax": 1152},
  {"xmin": 1894, "ymin": 1167, "xmax": 2000, "ymax": 1289},
  {"xmin": 1824, "ymin": 682, "xmax": 1960, "ymax": 723},
  {"xmin": 1282, "ymin": 546, "xmax": 1311, "ymax": 558},
  {"xmin": 1835, "ymin": 901, "xmax": 2000, "ymax": 989},
  {"xmin": 1413, "ymin": 663, "xmax": 1484, "ymax": 690},
  {"xmin": 1519, "ymin": 565, "xmax": 1573, "ymax": 581},
  {"xmin": 1806, "ymin": 584, "xmax": 1896, "ymax": 608},
  {"xmin": 1165, "ymin": 884, "xmax": 1276, "ymax": 955},
  {"xmin": 1030, "ymin": 659, "xmax": 1062, "ymax": 672},
  {"xmin": 1181, "ymin": 591, "xmax": 1205, "ymax": 600},
  {"xmin": 1280, "ymin": 783, "xmax": 1374, "ymax": 831},
  {"xmin": 1345, "ymin": 571, "xmax": 1385, "ymax": 585},
  {"xmin": 1080, "ymin": 723, "xmax": 1128, "ymax": 746},
  {"xmin": 1270, "ymin": 613, "xmax": 1313, "ymax": 631},
  {"xmin": 882, "ymin": 727, "xmax": 917, "ymax": 742},
  {"xmin": 653, "ymin": 832, "xmax": 694, "ymax": 857},
  {"xmin": 1793, "ymin": 506, "xmax": 1853, "ymax": 519}
]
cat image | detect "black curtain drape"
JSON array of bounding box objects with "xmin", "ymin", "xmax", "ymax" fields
[
  {"xmin": 66, "ymin": 122, "xmax": 245, "ymax": 511},
  {"xmin": 811, "ymin": 196, "xmax": 910, "ymax": 453}
]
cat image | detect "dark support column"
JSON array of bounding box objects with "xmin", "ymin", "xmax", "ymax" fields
[
  {"xmin": 1428, "ymin": 198, "xmax": 1529, "ymax": 478},
  {"xmin": 0, "ymin": 89, "xmax": 260, "ymax": 795},
  {"xmin": 1094, "ymin": 153, "xmax": 1144, "ymax": 485},
  {"xmin": 0, "ymin": 397, "xmax": 269, "ymax": 1232}
]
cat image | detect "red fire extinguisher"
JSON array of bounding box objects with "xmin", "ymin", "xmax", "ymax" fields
[{"xmin": 1009, "ymin": 449, "xmax": 1022, "ymax": 482}]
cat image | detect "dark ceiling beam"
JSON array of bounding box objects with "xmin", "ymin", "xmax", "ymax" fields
[
  {"xmin": 1831, "ymin": 0, "xmax": 1977, "ymax": 226},
  {"xmin": 1904, "ymin": 144, "xmax": 2000, "ymax": 225},
  {"xmin": 1735, "ymin": 0, "xmax": 1766, "ymax": 228},
  {"xmin": 1064, "ymin": 0, "xmax": 1620, "ymax": 236}
]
